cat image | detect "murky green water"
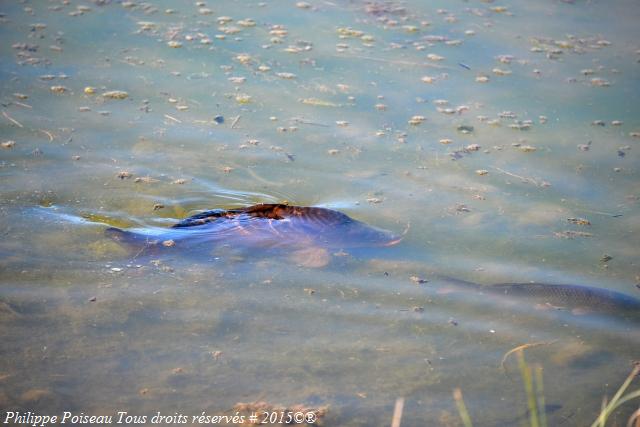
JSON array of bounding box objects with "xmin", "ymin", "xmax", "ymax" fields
[{"xmin": 1, "ymin": 0, "xmax": 639, "ymax": 426}]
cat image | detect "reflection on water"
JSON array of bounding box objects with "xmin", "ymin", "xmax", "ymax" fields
[{"xmin": 1, "ymin": 0, "xmax": 639, "ymax": 425}]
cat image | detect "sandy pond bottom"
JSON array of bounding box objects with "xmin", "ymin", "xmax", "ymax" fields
[{"xmin": 1, "ymin": 0, "xmax": 640, "ymax": 426}]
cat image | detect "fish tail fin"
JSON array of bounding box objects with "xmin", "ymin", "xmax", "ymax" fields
[
  {"xmin": 105, "ymin": 227, "xmax": 158, "ymax": 258},
  {"xmin": 105, "ymin": 226, "xmax": 153, "ymax": 247},
  {"xmin": 105, "ymin": 227, "xmax": 138, "ymax": 244}
]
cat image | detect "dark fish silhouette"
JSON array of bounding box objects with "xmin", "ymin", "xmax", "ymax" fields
[
  {"xmin": 105, "ymin": 204, "xmax": 402, "ymax": 266},
  {"xmin": 105, "ymin": 204, "xmax": 640, "ymax": 316},
  {"xmin": 485, "ymin": 282, "xmax": 640, "ymax": 313},
  {"xmin": 440, "ymin": 277, "xmax": 640, "ymax": 319}
]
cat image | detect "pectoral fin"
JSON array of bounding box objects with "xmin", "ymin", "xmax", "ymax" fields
[
  {"xmin": 105, "ymin": 227, "xmax": 141, "ymax": 245},
  {"xmin": 289, "ymin": 246, "xmax": 330, "ymax": 268},
  {"xmin": 104, "ymin": 227, "xmax": 159, "ymax": 257}
]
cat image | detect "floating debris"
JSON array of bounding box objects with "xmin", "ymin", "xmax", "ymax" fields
[
  {"xmin": 410, "ymin": 275, "xmax": 428, "ymax": 284},
  {"xmin": 590, "ymin": 78, "xmax": 610, "ymax": 87},
  {"xmin": 102, "ymin": 90, "xmax": 129, "ymax": 100},
  {"xmin": 499, "ymin": 111, "xmax": 517, "ymax": 119},
  {"xmin": 577, "ymin": 142, "xmax": 591, "ymax": 151},
  {"xmin": 276, "ymin": 72, "xmax": 297, "ymax": 79},
  {"xmin": 135, "ymin": 176, "xmax": 159, "ymax": 184},
  {"xmin": 408, "ymin": 115, "xmax": 426, "ymax": 125},
  {"xmin": 509, "ymin": 121, "xmax": 532, "ymax": 131},
  {"xmin": 50, "ymin": 85, "xmax": 69, "ymax": 94},
  {"xmin": 235, "ymin": 94, "xmax": 252, "ymax": 104},
  {"xmin": 454, "ymin": 204, "xmax": 470, "ymax": 214},
  {"xmin": 228, "ymin": 76, "xmax": 246, "ymax": 85},
  {"xmin": 137, "ymin": 21, "xmax": 157, "ymax": 31},
  {"xmin": 300, "ymin": 98, "xmax": 339, "ymax": 107},
  {"xmin": 492, "ymin": 68, "xmax": 512, "ymax": 76},
  {"xmin": 337, "ymin": 27, "xmax": 364, "ymax": 38},
  {"xmin": 492, "ymin": 167, "xmax": 550, "ymax": 187},
  {"xmin": 554, "ymin": 230, "xmax": 592, "ymax": 239},
  {"xmin": 568, "ymin": 217, "xmax": 591, "ymax": 226},
  {"xmin": 13, "ymin": 43, "xmax": 39, "ymax": 52}
]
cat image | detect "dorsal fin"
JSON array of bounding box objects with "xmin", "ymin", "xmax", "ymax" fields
[
  {"xmin": 241, "ymin": 204, "xmax": 288, "ymax": 219},
  {"xmin": 171, "ymin": 209, "xmax": 227, "ymax": 228}
]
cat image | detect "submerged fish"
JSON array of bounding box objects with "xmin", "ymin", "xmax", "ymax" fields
[
  {"xmin": 485, "ymin": 282, "xmax": 640, "ymax": 314},
  {"xmin": 104, "ymin": 204, "xmax": 640, "ymax": 316},
  {"xmin": 106, "ymin": 204, "xmax": 402, "ymax": 267},
  {"xmin": 440, "ymin": 278, "xmax": 640, "ymax": 319}
]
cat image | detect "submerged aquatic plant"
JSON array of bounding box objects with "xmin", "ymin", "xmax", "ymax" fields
[
  {"xmin": 591, "ymin": 364, "xmax": 640, "ymax": 427},
  {"xmin": 452, "ymin": 388, "xmax": 473, "ymax": 427},
  {"xmin": 514, "ymin": 351, "xmax": 547, "ymax": 427},
  {"xmin": 451, "ymin": 354, "xmax": 640, "ymax": 427}
]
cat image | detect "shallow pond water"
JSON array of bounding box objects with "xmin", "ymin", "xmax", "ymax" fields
[{"xmin": 1, "ymin": 0, "xmax": 639, "ymax": 426}]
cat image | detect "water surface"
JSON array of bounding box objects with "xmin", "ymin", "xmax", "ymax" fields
[{"xmin": 1, "ymin": 0, "xmax": 639, "ymax": 425}]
